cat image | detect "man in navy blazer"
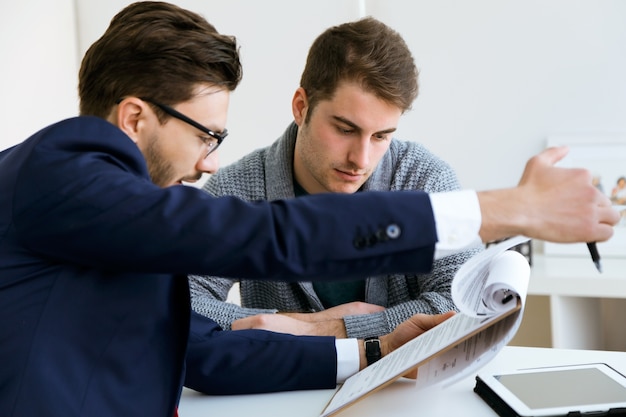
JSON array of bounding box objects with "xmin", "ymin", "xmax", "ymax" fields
[{"xmin": 0, "ymin": 2, "xmax": 618, "ymax": 417}]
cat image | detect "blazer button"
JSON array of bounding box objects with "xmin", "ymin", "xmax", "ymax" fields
[
  {"xmin": 366, "ymin": 234, "xmax": 378, "ymax": 246},
  {"xmin": 386, "ymin": 224, "xmax": 401, "ymax": 239},
  {"xmin": 375, "ymin": 228, "xmax": 389, "ymax": 242},
  {"xmin": 353, "ymin": 236, "xmax": 367, "ymax": 249}
]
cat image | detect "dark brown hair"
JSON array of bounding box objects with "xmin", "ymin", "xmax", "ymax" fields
[
  {"xmin": 300, "ymin": 17, "xmax": 418, "ymax": 122},
  {"xmin": 78, "ymin": 1, "xmax": 242, "ymax": 117}
]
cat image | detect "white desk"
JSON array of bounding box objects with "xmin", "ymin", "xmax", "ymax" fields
[
  {"xmin": 178, "ymin": 346, "xmax": 626, "ymax": 417},
  {"xmin": 529, "ymin": 255, "xmax": 626, "ymax": 350}
]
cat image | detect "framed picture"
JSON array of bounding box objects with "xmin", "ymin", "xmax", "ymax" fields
[{"xmin": 544, "ymin": 134, "xmax": 626, "ymax": 257}]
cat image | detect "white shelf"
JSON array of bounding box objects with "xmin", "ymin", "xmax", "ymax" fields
[
  {"xmin": 529, "ymin": 255, "xmax": 626, "ymax": 298},
  {"xmin": 526, "ymin": 255, "xmax": 626, "ymax": 350}
]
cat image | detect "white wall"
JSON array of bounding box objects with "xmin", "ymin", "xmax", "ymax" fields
[
  {"xmin": 369, "ymin": 0, "xmax": 626, "ymax": 189},
  {"xmin": 4, "ymin": 0, "xmax": 626, "ymax": 192},
  {"xmin": 0, "ymin": 0, "xmax": 79, "ymax": 151}
]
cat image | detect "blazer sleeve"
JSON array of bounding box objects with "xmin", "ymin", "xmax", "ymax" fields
[
  {"xmin": 184, "ymin": 311, "xmax": 337, "ymax": 394},
  {"xmin": 14, "ymin": 118, "xmax": 438, "ymax": 285}
]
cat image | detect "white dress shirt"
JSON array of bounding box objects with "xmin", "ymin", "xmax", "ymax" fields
[{"xmin": 335, "ymin": 190, "xmax": 482, "ymax": 382}]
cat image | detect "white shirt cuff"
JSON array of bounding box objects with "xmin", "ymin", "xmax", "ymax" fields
[
  {"xmin": 335, "ymin": 338, "xmax": 359, "ymax": 383},
  {"xmin": 429, "ymin": 190, "xmax": 482, "ymax": 259}
]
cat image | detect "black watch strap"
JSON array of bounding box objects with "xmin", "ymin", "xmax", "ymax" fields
[{"xmin": 364, "ymin": 337, "xmax": 381, "ymax": 366}]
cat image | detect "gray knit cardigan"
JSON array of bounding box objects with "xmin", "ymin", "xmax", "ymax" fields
[{"xmin": 189, "ymin": 122, "xmax": 482, "ymax": 338}]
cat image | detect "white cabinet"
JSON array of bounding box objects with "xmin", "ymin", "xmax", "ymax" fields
[{"xmin": 527, "ymin": 255, "xmax": 626, "ymax": 350}]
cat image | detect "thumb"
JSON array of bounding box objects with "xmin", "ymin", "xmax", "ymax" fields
[
  {"xmin": 538, "ymin": 145, "xmax": 569, "ymax": 166},
  {"xmin": 518, "ymin": 145, "xmax": 570, "ymax": 186}
]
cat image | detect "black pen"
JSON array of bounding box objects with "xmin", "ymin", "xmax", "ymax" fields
[{"xmin": 587, "ymin": 242, "xmax": 602, "ymax": 273}]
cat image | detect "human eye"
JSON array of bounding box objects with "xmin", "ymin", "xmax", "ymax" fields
[
  {"xmin": 336, "ymin": 125, "xmax": 355, "ymax": 135},
  {"xmin": 199, "ymin": 135, "xmax": 218, "ymax": 148},
  {"xmin": 372, "ymin": 132, "xmax": 390, "ymax": 142}
]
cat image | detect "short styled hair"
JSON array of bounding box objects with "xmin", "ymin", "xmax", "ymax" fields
[
  {"xmin": 300, "ymin": 17, "xmax": 418, "ymax": 121},
  {"xmin": 78, "ymin": 1, "xmax": 242, "ymax": 118}
]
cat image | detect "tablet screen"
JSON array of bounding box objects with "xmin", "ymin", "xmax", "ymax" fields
[{"xmin": 495, "ymin": 367, "xmax": 626, "ymax": 410}]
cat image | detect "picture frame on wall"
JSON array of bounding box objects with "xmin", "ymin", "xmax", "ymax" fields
[{"xmin": 544, "ymin": 134, "xmax": 626, "ymax": 258}]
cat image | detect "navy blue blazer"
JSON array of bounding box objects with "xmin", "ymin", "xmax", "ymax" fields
[{"xmin": 0, "ymin": 117, "xmax": 438, "ymax": 417}]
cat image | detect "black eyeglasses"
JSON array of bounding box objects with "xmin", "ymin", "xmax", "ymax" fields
[
  {"xmin": 142, "ymin": 98, "xmax": 228, "ymax": 158},
  {"xmin": 118, "ymin": 97, "xmax": 228, "ymax": 158}
]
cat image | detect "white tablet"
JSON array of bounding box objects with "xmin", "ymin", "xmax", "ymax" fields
[{"xmin": 475, "ymin": 363, "xmax": 626, "ymax": 417}]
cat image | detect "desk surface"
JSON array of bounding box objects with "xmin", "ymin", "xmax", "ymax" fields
[{"xmin": 178, "ymin": 346, "xmax": 626, "ymax": 417}]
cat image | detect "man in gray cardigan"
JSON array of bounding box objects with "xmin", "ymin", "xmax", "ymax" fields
[{"xmin": 189, "ymin": 17, "xmax": 482, "ymax": 339}]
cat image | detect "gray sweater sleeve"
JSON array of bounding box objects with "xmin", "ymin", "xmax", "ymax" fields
[
  {"xmin": 342, "ymin": 247, "xmax": 482, "ymax": 339},
  {"xmin": 188, "ymin": 274, "xmax": 277, "ymax": 330},
  {"xmin": 187, "ymin": 151, "xmax": 280, "ymax": 330}
]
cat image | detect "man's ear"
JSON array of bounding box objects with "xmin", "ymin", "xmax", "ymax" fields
[
  {"xmin": 115, "ymin": 97, "xmax": 149, "ymax": 144},
  {"xmin": 291, "ymin": 87, "xmax": 309, "ymax": 126}
]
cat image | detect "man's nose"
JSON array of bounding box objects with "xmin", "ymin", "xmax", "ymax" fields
[
  {"xmin": 347, "ymin": 137, "xmax": 370, "ymax": 168},
  {"xmin": 197, "ymin": 150, "xmax": 220, "ymax": 175}
]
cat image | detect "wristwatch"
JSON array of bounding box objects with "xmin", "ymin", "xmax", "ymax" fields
[{"xmin": 364, "ymin": 337, "xmax": 382, "ymax": 366}]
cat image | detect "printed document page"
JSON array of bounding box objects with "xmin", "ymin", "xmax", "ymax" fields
[{"xmin": 320, "ymin": 236, "xmax": 530, "ymax": 417}]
